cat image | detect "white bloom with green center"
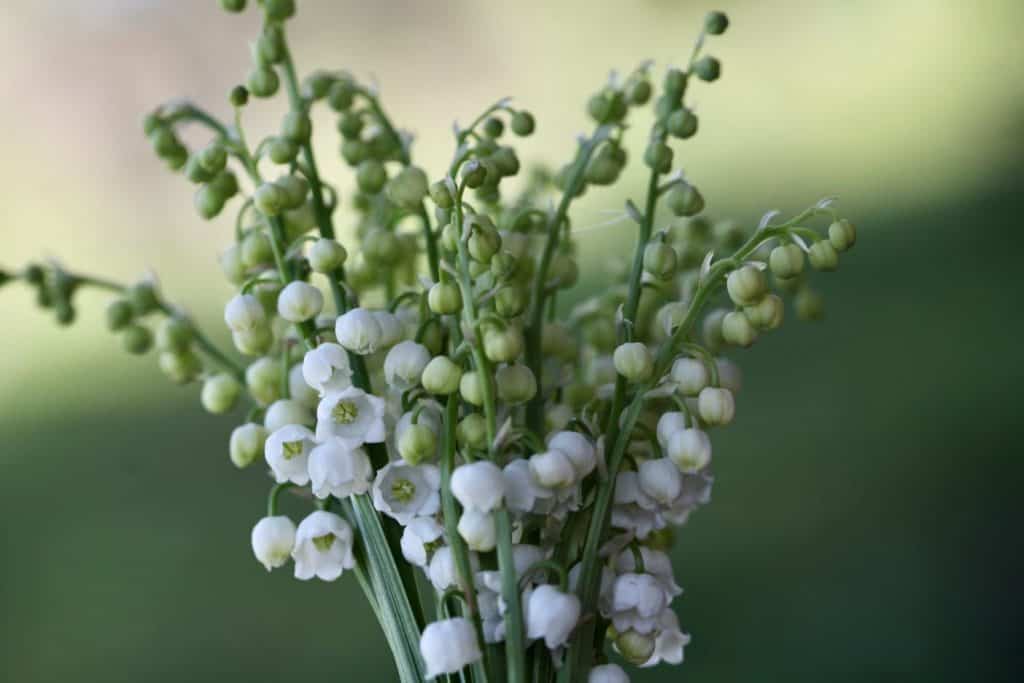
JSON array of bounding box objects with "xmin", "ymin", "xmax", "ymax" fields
[
  {"xmin": 639, "ymin": 608, "xmax": 690, "ymax": 667},
  {"xmin": 264, "ymin": 424, "xmax": 316, "ymax": 485},
  {"xmin": 524, "ymin": 584, "xmax": 581, "ymax": 650},
  {"xmin": 250, "ymin": 515, "xmax": 296, "ymax": 571},
  {"xmin": 419, "ymin": 617, "xmax": 482, "ymax": 679},
  {"xmin": 399, "ymin": 517, "xmax": 444, "ymax": 567},
  {"xmin": 383, "ymin": 340, "xmax": 432, "ymax": 390},
  {"xmin": 291, "ymin": 510, "xmax": 355, "ymax": 582},
  {"xmin": 451, "ymin": 461, "xmax": 505, "ymax": 513},
  {"xmin": 301, "ymin": 343, "xmax": 352, "ymax": 396},
  {"xmin": 371, "ymin": 462, "xmax": 441, "ymax": 525},
  {"xmin": 307, "ymin": 439, "xmax": 373, "ymax": 500},
  {"xmin": 315, "ymin": 386, "xmax": 386, "ymax": 448},
  {"xmin": 335, "ymin": 307, "xmax": 384, "ymax": 355}
]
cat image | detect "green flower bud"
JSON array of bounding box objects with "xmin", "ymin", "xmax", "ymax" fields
[
  {"xmin": 705, "ymin": 10, "xmax": 729, "ymax": 35},
  {"xmin": 156, "ymin": 316, "xmax": 193, "ymax": 352},
  {"xmin": 482, "ymin": 116, "xmax": 504, "ymax": 138},
  {"xmin": 241, "ymin": 231, "xmax": 273, "ymax": 268},
  {"xmin": 714, "ymin": 219, "xmax": 745, "ymax": 250},
  {"xmin": 461, "ymin": 160, "xmax": 487, "ymax": 189},
  {"xmin": 459, "ymin": 371, "xmax": 485, "ymax": 407},
  {"xmin": 232, "ymin": 325, "xmax": 273, "ymax": 356},
  {"xmin": 664, "ymin": 68, "xmax": 688, "ymax": 97},
  {"xmin": 209, "ymin": 170, "xmax": 239, "ymax": 200},
  {"xmin": 308, "ymin": 238, "xmax": 347, "ymax": 273},
  {"xmin": 262, "ymin": 0, "xmax": 296, "ymax": 21},
  {"xmin": 808, "ymin": 240, "xmax": 839, "ymax": 271},
  {"xmin": 744, "ymin": 293, "xmax": 784, "ymax": 330},
  {"xmin": 55, "ymin": 301, "xmax": 75, "ymax": 326},
  {"xmin": 667, "ymin": 107, "xmax": 698, "ymax": 139},
  {"xmin": 722, "ymin": 310, "xmax": 758, "ymax": 347},
  {"xmin": 184, "ymin": 154, "xmax": 215, "ymax": 184},
  {"xmin": 617, "ymin": 629, "xmax": 656, "ymax": 666},
  {"xmin": 769, "ymin": 243, "xmax": 805, "ymax": 279},
  {"xmin": 149, "ymin": 126, "xmax": 180, "ymax": 156},
  {"xmin": 267, "ymin": 136, "xmax": 298, "ymax": 164},
  {"xmin": 795, "ymin": 287, "xmax": 825, "ymax": 321},
  {"xmin": 488, "ymin": 147, "xmax": 519, "ymax": 177},
  {"xmin": 421, "ymin": 356, "xmax": 462, "ymax": 395},
  {"xmin": 327, "ymin": 79, "xmax": 356, "ymax": 111},
  {"xmin": 246, "ymin": 65, "xmax": 280, "ymax": 98},
  {"xmin": 337, "ymin": 111, "xmax": 364, "ymax": 139},
  {"xmin": 583, "ymin": 316, "xmax": 617, "ymax": 352},
  {"xmin": 194, "ymin": 184, "xmax": 226, "ymax": 219},
  {"xmin": 356, "ymin": 159, "xmax": 387, "ymax": 194},
  {"xmin": 256, "ymin": 26, "xmax": 286, "ymax": 64},
  {"xmin": 122, "ymin": 324, "xmax": 153, "ymax": 355},
  {"xmin": 495, "ymin": 364, "xmax": 537, "ymax": 405},
  {"xmin": 643, "ymin": 141, "xmax": 673, "ymax": 174},
  {"xmin": 549, "ymin": 253, "xmax": 579, "ymax": 289},
  {"xmin": 439, "ymin": 222, "xmax": 459, "ymax": 252},
  {"xmin": 694, "ymin": 56, "xmax": 722, "ymax": 82},
  {"xmin": 398, "ymin": 423, "xmax": 437, "ymax": 465},
  {"xmin": 128, "ymin": 281, "xmax": 159, "ymax": 315},
  {"xmin": 428, "ymin": 281, "xmax": 462, "ymax": 315},
  {"xmin": 105, "ymin": 298, "xmax": 134, "ymax": 331},
  {"xmin": 303, "ymin": 70, "xmax": 335, "ymax": 100},
  {"xmin": 274, "ymin": 174, "xmax": 309, "ymax": 209},
  {"xmin": 340, "ymin": 138, "xmax": 369, "ymax": 165},
  {"xmin": 281, "ymin": 110, "xmax": 312, "ymax": 144},
  {"xmin": 668, "ymin": 183, "xmax": 704, "ymax": 216},
  {"xmin": 197, "ymin": 143, "xmax": 227, "ymax": 174},
  {"xmin": 229, "ymin": 422, "xmax": 267, "ymax": 469},
  {"xmin": 24, "ymin": 263, "xmax": 45, "ymax": 285},
  {"xmin": 585, "ymin": 148, "xmax": 623, "ymax": 185},
  {"xmin": 613, "ymin": 342, "xmax": 654, "ymax": 382},
  {"xmin": 702, "ymin": 308, "xmax": 728, "ymax": 351},
  {"xmin": 246, "ymin": 356, "xmax": 283, "ymax": 406},
  {"xmin": 468, "ymin": 222, "xmax": 502, "ymax": 263},
  {"xmin": 625, "ymin": 77, "xmax": 652, "ymax": 105},
  {"xmin": 254, "ymin": 182, "xmax": 286, "ymax": 216},
  {"xmin": 201, "ymin": 373, "xmax": 242, "ymax": 414},
  {"xmin": 219, "ymin": 0, "xmax": 246, "ymax": 13},
  {"xmin": 541, "ymin": 322, "xmax": 574, "ymax": 360},
  {"xmin": 229, "ymin": 85, "xmax": 249, "ymax": 107},
  {"xmin": 483, "ymin": 327, "xmax": 524, "ymax": 363},
  {"xmin": 429, "ymin": 180, "xmax": 454, "ymax": 209},
  {"xmin": 643, "ymin": 241, "xmax": 678, "ymax": 279},
  {"xmin": 456, "ymin": 413, "xmax": 488, "ymax": 450},
  {"xmin": 387, "ymin": 166, "xmax": 429, "ymax": 210},
  {"xmin": 510, "ymin": 110, "xmax": 535, "ymax": 136},
  {"xmin": 282, "ymin": 201, "xmax": 316, "ymax": 241},
  {"xmin": 490, "ymin": 252, "xmax": 518, "ymax": 281},
  {"xmin": 494, "ymin": 286, "xmax": 526, "ymax": 318},
  {"xmin": 828, "ymin": 219, "xmax": 857, "ymax": 252},
  {"xmin": 158, "ymin": 349, "xmax": 202, "ymax": 384},
  {"xmin": 364, "ymin": 228, "xmax": 401, "ymax": 265},
  {"xmin": 726, "ymin": 265, "xmax": 767, "ymax": 306}
]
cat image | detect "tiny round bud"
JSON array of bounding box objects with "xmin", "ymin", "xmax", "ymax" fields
[
  {"xmin": 795, "ymin": 287, "xmax": 825, "ymax": 321},
  {"xmin": 494, "ymin": 286, "xmax": 526, "ymax": 318},
  {"xmin": 510, "ymin": 110, "xmax": 535, "ymax": 136},
  {"xmin": 105, "ymin": 298, "xmax": 134, "ymax": 331},
  {"xmin": 363, "ymin": 228, "xmax": 401, "ymax": 265},
  {"xmin": 229, "ymin": 423, "xmax": 268, "ymax": 469},
  {"xmin": 194, "ymin": 184, "xmax": 226, "ymax": 219},
  {"xmin": 197, "ymin": 143, "xmax": 227, "ymax": 174},
  {"xmin": 246, "ymin": 356, "xmax": 283, "ymax": 406},
  {"xmin": 398, "ymin": 423, "xmax": 437, "ymax": 465},
  {"xmin": 613, "ymin": 342, "xmax": 654, "ymax": 383},
  {"xmin": 356, "ymin": 159, "xmax": 387, "ymax": 194},
  {"xmin": 483, "ymin": 327, "xmax": 524, "ymax": 363},
  {"xmin": 158, "ymin": 349, "xmax": 201, "ymax": 385},
  {"xmin": 308, "ymin": 238, "xmax": 347, "ymax": 273},
  {"xmin": 155, "ymin": 316, "xmax": 193, "ymax": 352},
  {"xmin": 726, "ymin": 265, "xmax": 767, "ymax": 306},
  {"xmin": 128, "ymin": 281, "xmax": 159, "ymax": 315},
  {"xmin": 643, "ymin": 241, "xmax": 678, "ymax": 279},
  {"xmin": 229, "ymin": 85, "xmax": 249, "ymax": 107},
  {"xmin": 254, "ymin": 182, "xmax": 286, "ymax": 216},
  {"xmin": 421, "ymin": 356, "xmax": 462, "ymax": 395},
  {"xmin": 744, "ymin": 294, "xmax": 784, "ymax": 330},
  {"xmin": 209, "ymin": 170, "xmax": 239, "ymax": 201},
  {"xmin": 281, "ymin": 110, "xmax": 312, "ymax": 144},
  {"xmin": 721, "ymin": 311, "xmax": 758, "ymax": 348},
  {"xmin": 828, "ymin": 219, "xmax": 857, "ymax": 252},
  {"xmin": 428, "ymin": 281, "xmax": 462, "ymax": 315},
  {"xmin": 643, "ymin": 141, "xmax": 673, "ymax": 173},
  {"xmin": 337, "ymin": 111, "xmax": 365, "ymax": 140},
  {"xmin": 769, "ymin": 243, "xmax": 805, "ymax": 279},
  {"xmin": 617, "ymin": 629, "xmax": 656, "ymax": 666},
  {"xmin": 246, "ymin": 65, "xmax": 280, "ymax": 98},
  {"xmin": 277, "ymin": 281, "xmax": 323, "ymax": 322},
  {"xmin": 122, "ymin": 324, "xmax": 153, "ymax": 355},
  {"xmin": 468, "ymin": 225, "xmax": 502, "ymax": 263},
  {"xmin": 460, "ymin": 160, "xmax": 487, "ymax": 189},
  {"xmin": 275, "ymin": 174, "xmax": 308, "ymax": 209},
  {"xmin": 671, "ymin": 357, "xmax": 709, "ymax": 395},
  {"xmin": 387, "ymin": 166, "xmax": 430, "ymax": 210},
  {"xmin": 267, "ymin": 136, "xmax": 299, "ymax": 164},
  {"xmin": 201, "ymin": 373, "xmax": 242, "ymax": 414},
  {"xmin": 327, "ymin": 79, "xmax": 355, "ymax": 111},
  {"xmin": 304, "ymin": 70, "xmax": 335, "ymax": 100},
  {"xmin": 429, "ymin": 180, "xmax": 454, "ymax": 209},
  {"xmin": 664, "ymin": 68, "xmax": 688, "ymax": 97},
  {"xmin": 240, "ymin": 232, "xmax": 273, "ymax": 268},
  {"xmin": 482, "ymin": 116, "xmax": 504, "ymax": 139},
  {"xmin": 232, "ymin": 326, "xmax": 273, "ymax": 357},
  {"xmin": 808, "ymin": 240, "xmax": 839, "ymax": 271},
  {"xmin": 456, "ymin": 413, "xmax": 488, "ymax": 450},
  {"xmin": 219, "ymin": 0, "xmax": 246, "ymax": 13},
  {"xmin": 705, "ymin": 10, "xmax": 729, "ymax": 34},
  {"xmin": 668, "ymin": 183, "xmax": 705, "ymax": 217},
  {"xmin": 693, "ymin": 56, "xmax": 722, "ymax": 82},
  {"xmin": 459, "ymin": 371, "xmax": 485, "ymax": 407},
  {"xmin": 698, "ymin": 386, "xmax": 735, "ymax": 426},
  {"xmin": 667, "ymin": 107, "xmax": 698, "ymax": 139},
  {"xmin": 495, "ymin": 364, "xmax": 537, "ymax": 404},
  {"xmin": 625, "ymin": 77, "xmax": 652, "ymax": 105},
  {"xmin": 263, "ymin": 0, "xmax": 296, "ymax": 21}
]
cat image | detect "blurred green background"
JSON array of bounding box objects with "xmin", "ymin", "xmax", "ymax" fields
[{"xmin": 2, "ymin": 0, "xmax": 1022, "ymax": 681}]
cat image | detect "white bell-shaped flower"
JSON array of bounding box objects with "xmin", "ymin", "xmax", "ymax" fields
[
  {"xmin": 420, "ymin": 617, "xmax": 482, "ymax": 679},
  {"xmin": 308, "ymin": 440, "xmax": 373, "ymax": 499},
  {"xmin": 670, "ymin": 357, "xmax": 709, "ymax": 395},
  {"xmin": 638, "ymin": 458, "xmax": 683, "ymax": 506},
  {"xmin": 529, "ymin": 450, "xmax": 576, "ymax": 489},
  {"xmin": 503, "ymin": 459, "xmax": 555, "ymax": 513},
  {"xmin": 640, "ymin": 609, "xmax": 690, "ymax": 667},
  {"xmin": 457, "ymin": 509, "xmax": 497, "ymax": 552},
  {"xmin": 335, "ymin": 307, "xmax": 384, "ymax": 355},
  {"xmin": 451, "ymin": 461, "xmax": 505, "ymax": 512},
  {"xmin": 610, "ymin": 572, "xmax": 668, "ymax": 634},
  {"xmin": 400, "ymin": 517, "xmax": 444, "ymax": 567},
  {"xmin": 697, "ymin": 386, "xmax": 735, "ymax": 425},
  {"xmin": 611, "ymin": 471, "xmax": 662, "ymax": 540},
  {"xmin": 613, "ymin": 547, "xmax": 683, "ymax": 601},
  {"xmin": 589, "ymin": 663, "xmax": 630, "ymax": 683},
  {"xmin": 525, "ymin": 584, "xmax": 581, "ymax": 649},
  {"xmin": 547, "ymin": 431, "xmax": 596, "ymax": 479},
  {"xmin": 291, "ymin": 510, "xmax": 355, "ymax": 581},
  {"xmin": 250, "ymin": 515, "xmax": 296, "ymax": 571},
  {"xmin": 428, "ymin": 546, "xmax": 458, "ymax": 591},
  {"xmin": 288, "ymin": 363, "xmax": 319, "ymax": 407},
  {"xmin": 373, "ymin": 310, "xmax": 404, "ymax": 349},
  {"xmin": 656, "ymin": 411, "xmax": 688, "ymax": 450},
  {"xmin": 265, "ymin": 424, "xmax": 316, "ymax": 485},
  {"xmin": 276, "ymin": 281, "xmax": 324, "ymax": 322},
  {"xmin": 666, "ymin": 428, "xmax": 711, "ymax": 472},
  {"xmin": 315, "ymin": 386, "xmax": 386, "ymax": 447},
  {"xmin": 383, "ymin": 340, "xmax": 431, "ymax": 390},
  {"xmin": 224, "ymin": 293, "xmax": 266, "ymax": 333},
  {"xmin": 302, "ymin": 343, "xmax": 353, "ymax": 396},
  {"xmin": 372, "ymin": 462, "xmax": 441, "ymax": 524}
]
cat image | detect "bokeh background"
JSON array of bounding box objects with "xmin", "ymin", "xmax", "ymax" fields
[{"xmin": 2, "ymin": 0, "xmax": 1022, "ymax": 681}]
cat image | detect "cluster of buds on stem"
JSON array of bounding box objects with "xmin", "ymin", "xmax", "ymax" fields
[{"xmin": 3, "ymin": 5, "xmax": 860, "ymax": 683}]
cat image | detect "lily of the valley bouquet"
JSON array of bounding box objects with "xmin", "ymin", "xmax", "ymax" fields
[{"xmin": 2, "ymin": 1, "xmax": 859, "ymax": 682}]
